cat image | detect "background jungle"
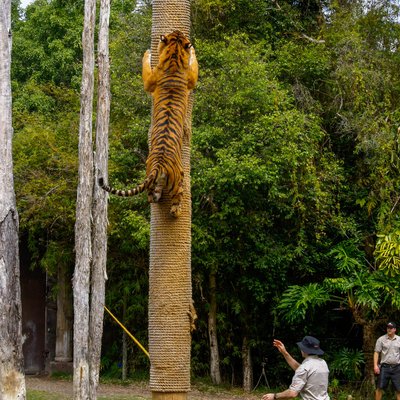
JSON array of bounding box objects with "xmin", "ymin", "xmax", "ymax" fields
[{"xmin": 11, "ymin": 0, "xmax": 400, "ymax": 391}]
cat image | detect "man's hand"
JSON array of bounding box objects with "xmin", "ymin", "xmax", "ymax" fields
[
  {"xmin": 273, "ymin": 339, "xmax": 300, "ymax": 371},
  {"xmin": 273, "ymin": 339, "xmax": 288, "ymax": 355},
  {"xmin": 374, "ymin": 365, "xmax": 380, "ymax": 375},
  {"xmin": 261, "ymin": 393, "xmax": 275, "ymax": 400}
]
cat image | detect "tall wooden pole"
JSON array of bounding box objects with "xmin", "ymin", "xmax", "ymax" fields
[{"xmin": 148, "ymin": 1, "xmax": 194, "ymax": 399}]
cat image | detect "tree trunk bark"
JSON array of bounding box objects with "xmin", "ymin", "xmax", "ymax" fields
[
  {"xmin": 73, "ymin": 0, "xmax": 96, "ymax": 396},
  {"xmin": 55, "ymin": 264, "xmax": 73, "ymax": 363},
  {"xmin": 122, "ymin": 328, "xmax": 128, "ymax": 379},
  {"xmin": 208, "ymin": 271, "xmax": 221, "ymax": 385},
  {"xmin": 89, "ymin": 0, "xmax": 110, "ymax": 396},
  {"xmin": 0, "ymin": 1, "xmax": 26, "ymax": 397},
  {"xmin": 362, "ymin": 321, "xmax": 378, "ymax": 386},
  {"xmin": 242, "ymin": 336, "xmax": 253, "ymax": 392},
  {"xmin": 121, "ymin": 293, "xmax": 128, "ymax": 380},
  {"xmin": 148, "ymin": 2, "xmax": 193, "ymax": 399},
  {"xmin": 352, "ymin": 308, "xmax": 383, "ymax": 386}
]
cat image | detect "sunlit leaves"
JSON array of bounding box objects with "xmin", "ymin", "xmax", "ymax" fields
[
  {"xmin": 327, "ymin": 240, "xmax": 363, "ymax": 274},
  {"xmin": 375, "ymin": 230, "xmax": 400, "ymax": 276},
  {"xmin": 278, "ymin": 284, "xmax": 330, "ymax": 323},
  {"xmin": 280, "ymin": 236, "xmax": 400, "ymax": 324}
]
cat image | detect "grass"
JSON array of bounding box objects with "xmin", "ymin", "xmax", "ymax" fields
[
  {"xmin": 27, "ymin": 390, "xmax": 147, "ymax": 400},
  {"xmin": 27, "ymin": 375, "xmax": 387, "ymax": 400},
  {"xmin": 27, "ymin": 390, "xmax": 69, "ymax": 400}
]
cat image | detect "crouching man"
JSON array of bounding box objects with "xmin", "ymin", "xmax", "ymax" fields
[{"xmin": 262, "ymin": 336, "xmax": 330, "ymax": 400}]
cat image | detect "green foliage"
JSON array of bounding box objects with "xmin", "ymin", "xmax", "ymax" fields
[
  {"xmin": 330, "ymin": 348, "xmax": 365, "ymax": 381},
  {"xmin": 12, "ymin": 81, "xmax": 79, "ymax": 268},
  {"xmin": 10, "ymin": 0, "xmax": 400, "ymax": 386},
  {"xmin": 375, "ymin": 230, "xmax": 400, "ymax": 277},
  {"xmin": 328, "ymin": 240, "xmax": 363, "ymax": 273},
  {"xmin": 193, "ymin": 34, "xmax": 343, "ymax": 238},
  {"xmin": 12, "ymin": 0, "xmax": 83, "ymax": 87},
  {"xmin": 325, "ymin": 240, "xmax": 400, "ymax": 313},
  {"xmin": 279, "ymin": 237, "xmax": 400, "ymax": 337},
  {"xmin": 192, "ymin": 0, "xmax": 324, "ymax": 42},
  {"xmin": 278, "ymin": 284, "xmax": 331, "ymax": 323}
]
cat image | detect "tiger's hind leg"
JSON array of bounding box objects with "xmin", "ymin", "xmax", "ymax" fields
[
  {"xmin": 151, "ymin": 172, "xmax": 166, "ymax": 203},
  {"xmin": 169, "ymin": 183, "xmax": 184, "ymax": 218}
]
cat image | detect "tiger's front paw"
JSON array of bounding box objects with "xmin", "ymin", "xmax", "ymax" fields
[
  {"xmin": 143, "ymin": 49, "xmax": 151, "ymax": 63},
  {"xmin": 170, "ymin": 204, "xmax": 182, "ymax": 218}
]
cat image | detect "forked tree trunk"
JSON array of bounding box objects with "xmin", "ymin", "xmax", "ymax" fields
[
  {"xmin": 89, "ymin": 0, "xmax": 110, "ymax": 396},
  {"xmin": 208, "ymin": 271, "xmax": 221, "ymax": 385},
  {"xmin": 74, "ymin": 0, "xmax": 110, "ymax": 397},
  {"xmin": 148, "ymin": 2, "xmax": 193, "ymax": 400},
  {"xmin": 73, "ymin": 0, "xmax": 96, "ymax": 396},
  {"xmin": 0, "ymin": 1, "xmax": 26, "ymax": 398}
]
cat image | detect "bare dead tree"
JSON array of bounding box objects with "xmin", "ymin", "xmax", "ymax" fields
[
  {"xmin": 73, "ymin": 0, "xmax": 96, "ymax": 396},
  {"xmin": 89, "ymin": 0, "xmax": 111, "ymax": 396},
  {"xmin": 0, "ymin": 0, "xmax": 26, "ymax": 397}
]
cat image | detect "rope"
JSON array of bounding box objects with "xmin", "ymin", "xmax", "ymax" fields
[
  {"xmin": 148, "ymin": 1, "xmax": 193, "ymax": 391},
  {"xmin": 104, "ymin": 305, "xmax": 150, "ymax": 359}
]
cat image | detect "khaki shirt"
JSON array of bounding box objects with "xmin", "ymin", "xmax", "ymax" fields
[
  {"xmin": 375, "ymin": 334, "xmax": 400, "ymax": 365},
  {"xmin": 289, "ymin": 355, "xmax": 330, "ymax": 400}
]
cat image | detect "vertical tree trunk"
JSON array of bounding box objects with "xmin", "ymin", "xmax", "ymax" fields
[
  {"xmin": 89, "ymin": 0, "xmax": 110, "ymax": 396},
  {"xmin": 122, "ymin": 333, "xmax": 128, "ymax": 380},
  {"xmin": 73, "ymin": 0, "xmax": 96, "ymax": 396},
  {"xmin": 148, "ymin": 2, "xmax": 193, "ymax": 400},
  {"xmin": 122, "ymin": 294, "xmax": 128, "ymax": 380},
  {"xmin": 208, "ymin": 271, "xmax": 221, "ymax": 385},
  {"xmin": 352, "ymin": 309, "xmax": 382, "ymax": 386},
  {"xmin": 362, "ymin": 321, "xmax": 378, "ymax": 386},
  {"xmin": 242, "ymin": 336, "xmax": 253, "ymax": 392},
  {"xmin": 54, "ymin": 264, "xmax": 73, "ymax": 364},
  {"xmin": 0, "ymin": 1, "xmax": 26, "ymax": 398}
]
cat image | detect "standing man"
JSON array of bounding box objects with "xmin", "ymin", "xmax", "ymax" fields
[
  {"xmin": 374, "ymin": 321, "xmax": 400, "ymax": 400},
  {"xmin": 262, "ymin": 336, "xmax": 330, "ymax": 400}
]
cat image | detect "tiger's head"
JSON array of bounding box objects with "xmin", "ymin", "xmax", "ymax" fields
[{"xmin": 157, "ymin": 30, "xmax": 192, "ymax": 70}]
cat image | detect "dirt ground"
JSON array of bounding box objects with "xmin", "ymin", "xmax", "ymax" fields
[{"xmin": 26, "ymin": 375, "xmax": 262, "ymax": 399}]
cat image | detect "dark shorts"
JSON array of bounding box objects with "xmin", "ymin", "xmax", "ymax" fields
[{"xmin": 378, "ymin": 364, "xmax": 400, "ymax": 391}]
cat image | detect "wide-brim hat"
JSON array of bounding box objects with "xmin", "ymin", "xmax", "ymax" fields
[{"xmin": 297, "ymin": 335, "xmax": 324, "ymax": 355}]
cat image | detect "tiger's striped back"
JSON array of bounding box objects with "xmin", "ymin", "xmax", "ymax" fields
[{"xmin": 99, "ymin": 31, "xmax": 198, "ymax": 217}]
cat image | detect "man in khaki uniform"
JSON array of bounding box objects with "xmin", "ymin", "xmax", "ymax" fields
[
  {"xmin": 374, "ymin": 322, "xmax": 400, "ymax": 400},
  {"xmin": 262, "ymin": 336, "xmax": 330, "ymax": 400}
]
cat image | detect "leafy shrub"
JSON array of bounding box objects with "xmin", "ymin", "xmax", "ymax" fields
[{"xmin": 330, "ymin": 348, "xmax": 365, "ymax": 381}]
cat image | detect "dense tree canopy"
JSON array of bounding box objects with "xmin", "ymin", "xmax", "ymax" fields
[{"xmin": 10, "ymin": 0, "xmax": 400, "ymax": 392}]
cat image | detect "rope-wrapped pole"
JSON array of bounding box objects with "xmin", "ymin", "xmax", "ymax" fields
[{"xmin": 148, "ymin": 1, "xmax": 193, "ymax": 399}]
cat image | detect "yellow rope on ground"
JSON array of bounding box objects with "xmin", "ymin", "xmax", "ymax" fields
[{"xmin": 104, "ymin": 305, "xmax": 150, "ymax": 359}]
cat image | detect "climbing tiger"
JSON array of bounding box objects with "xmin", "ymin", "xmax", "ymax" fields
[{"xmin": 99, "ymin": 30, "xmax": 198, "ymax": 217}]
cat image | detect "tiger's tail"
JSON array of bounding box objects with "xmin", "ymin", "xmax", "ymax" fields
[{"xmin": 98, "ymin": 177, "xmax": 147, "ymax": 197}]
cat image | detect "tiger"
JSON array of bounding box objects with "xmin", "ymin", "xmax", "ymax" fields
[{"xmin": 99, "ymin": 30, "xmax": 198, "ymax": 217}]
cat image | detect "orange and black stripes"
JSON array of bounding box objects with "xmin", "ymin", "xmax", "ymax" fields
[{"xmin": 98, "ymin": 31, "xmax": 198, "ymax": 217}]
